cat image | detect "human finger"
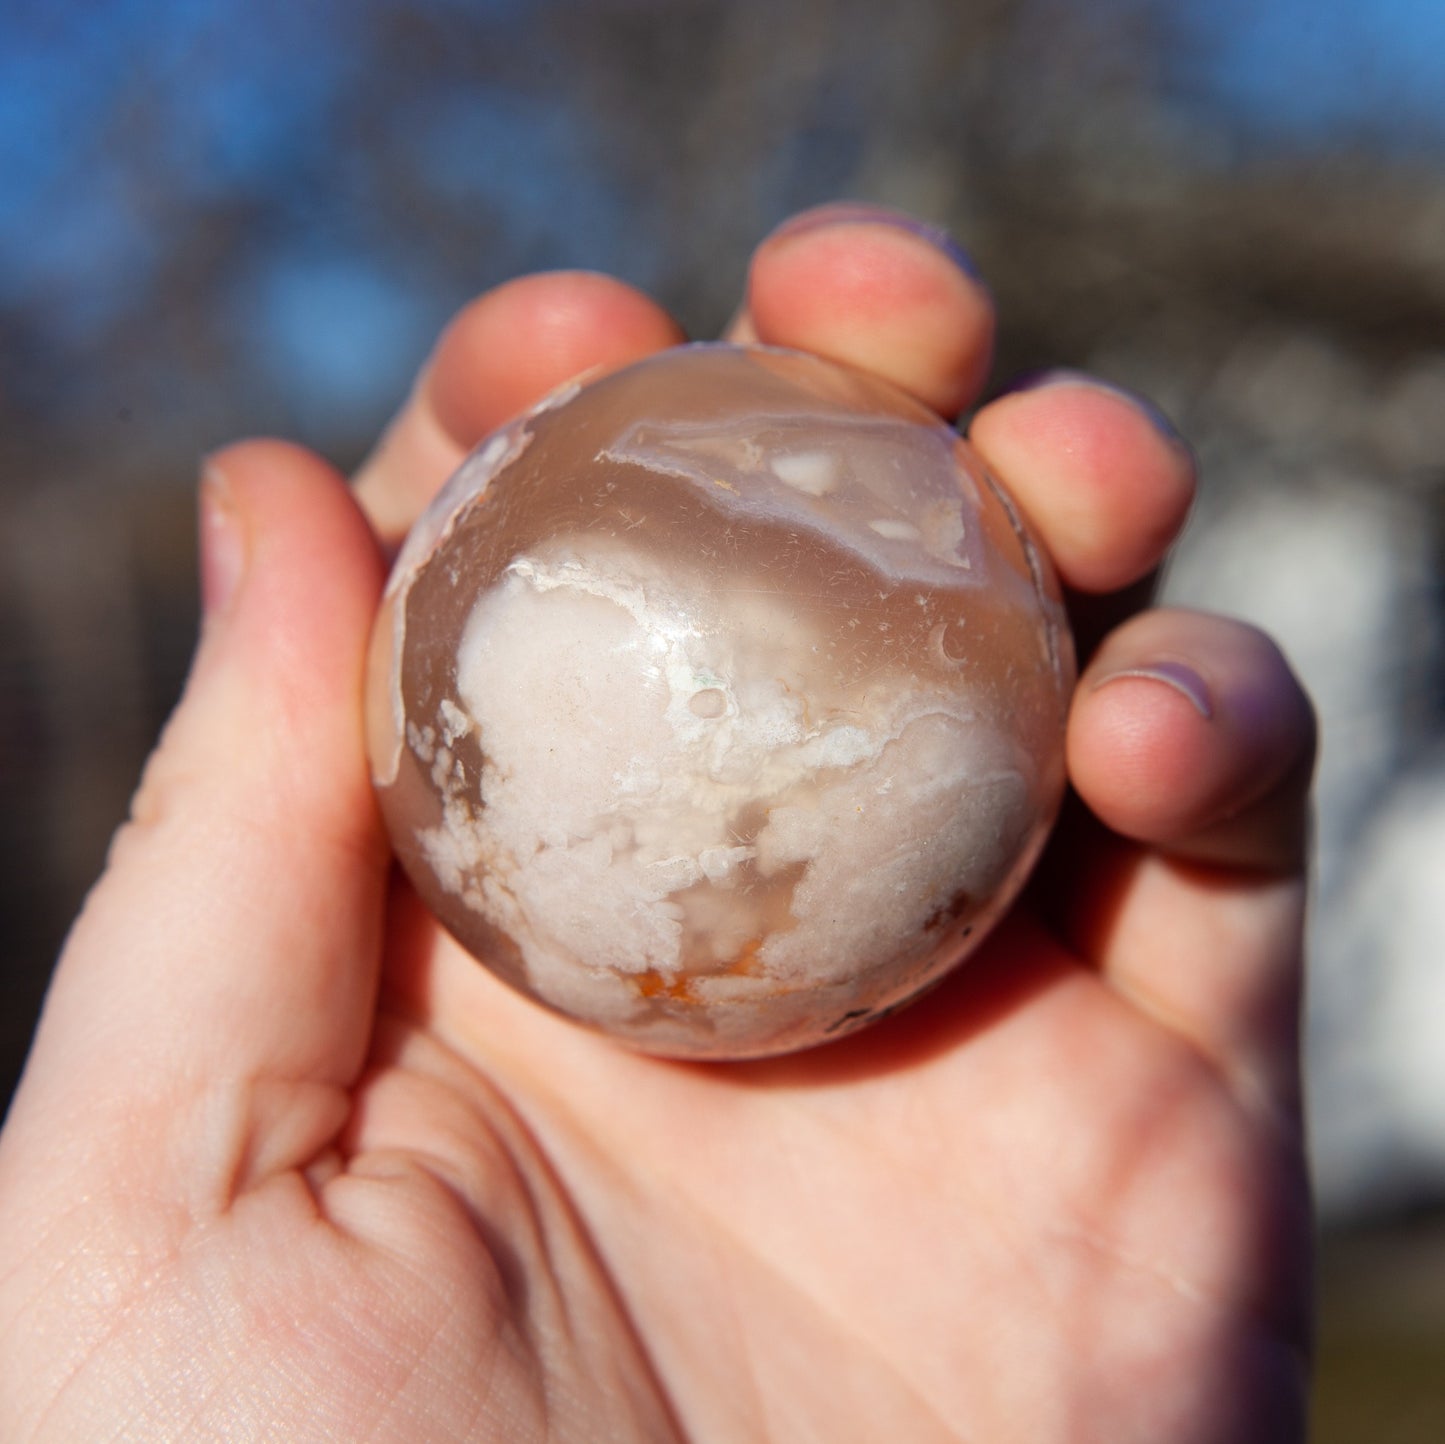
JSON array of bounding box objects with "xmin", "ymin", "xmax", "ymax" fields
[
  {"xmin": 1069, "ymin": 609, "xmax": 1316, "ymax": 870},
  {"xmin": 968, "ymin": 372, "xmax": 1197, "ymax": 596},
  {"xmin": 1058, "ymin": 608, "xmax": 1317, "ymax": 1121},
  {"xmin": 6, "ymin": 442, "xmax": 388, "ymax": 1195},
  {"xmin": 353, "ymin": 272, "xmax": 684, "ymax": 548},
  {"xmin": 727, "ymin": 202, "xmax": 996, "ymax": 418}
]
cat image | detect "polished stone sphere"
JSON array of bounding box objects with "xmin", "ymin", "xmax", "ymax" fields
[{"xmin": 366, "ymin": 344, "xmax": 1074, "ymax": 1058}]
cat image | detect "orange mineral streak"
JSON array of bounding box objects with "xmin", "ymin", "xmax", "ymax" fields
[
  {"xmin": 635, "ymin": 969, "xmax": 696, "ymax": 1003},
  {"xmin": 633, "ymin": 935, "xmax": 769, "ymax": 1005}
]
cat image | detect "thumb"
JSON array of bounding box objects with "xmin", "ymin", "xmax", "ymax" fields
[{"xmin": 7, "ymin": 441, "xmax": 388, "ymax": 1178}]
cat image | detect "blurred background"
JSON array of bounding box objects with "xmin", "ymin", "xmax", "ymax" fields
[{"xmin": 2, "ymin": 0, "xmax": 1442, "ymax": 1434}]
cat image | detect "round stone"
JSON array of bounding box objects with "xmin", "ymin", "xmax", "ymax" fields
[{"xmin": 366, "ymin": 344, "xmax": 1074, "ymax": 1059}]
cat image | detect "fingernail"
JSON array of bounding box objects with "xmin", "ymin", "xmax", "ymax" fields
[
  {"xmin": 996, "ymin": 370, "xmax": 1191, "ymax": 455},
  {"xmin": 199, "ymin": 461, "xmax": 246, "ymax": 620},
  {"xmin": 766, "ymin": 201, "xmax": 983, "ymax": 280},
  {"xmin": 1093, "ymin": 661, "xmax": 1214, "ymax": 720}
]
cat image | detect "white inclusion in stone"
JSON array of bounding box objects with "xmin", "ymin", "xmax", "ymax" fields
[
  {"xmin": 919, "ymin": 500, "xmax": 968, "ymax": 567},
  {"xmin": 430, "ymin": 745, "xmax": 455, "ymax": 791},
  {"xmin": 406, "ymin": 721, "xmax": 437, "ymax": 765},
  {"xmin": 434, "ymin": 533, "xmax": 1024, "ymax": 1016},
  {"xmin": 771, "ymin": 450, "xmax": 839, "ymax": 496},
  {"xmin": 697, "ymin": 844, "xmax": 752, "ymax": 882},
  {"xmin": 443, "ymin": 559, "xmax": 681, "ymax": 984},
  {"xmin": 868, "ymin": 518, "xmax": 923, "ymax": 542},
  {"xmin": 439, "ymin": 697, "xmax": 472, "ymax": 745},
  {"xmin": 751, "ymin": 713, "xmax": 1031, "ymax": 991}
]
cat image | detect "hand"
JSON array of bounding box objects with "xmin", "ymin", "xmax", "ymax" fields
[{"xmin": 0, "ymin": 205, "xmax": 1315, "ymax": 1443}]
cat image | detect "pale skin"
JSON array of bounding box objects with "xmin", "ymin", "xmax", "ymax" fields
[{"xmin": 0, "ymin": 205, "xmax": 1316, "ymax": 1442}]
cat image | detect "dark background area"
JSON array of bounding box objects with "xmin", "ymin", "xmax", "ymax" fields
[{"xmin": 4, "ymin": 2, "xmax": 1444, "ymax": 1436}]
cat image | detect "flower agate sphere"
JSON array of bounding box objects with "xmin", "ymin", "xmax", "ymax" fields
[{"xmin": 366, "ymin": 344, "xmax": 1074, "ymax": 1059}]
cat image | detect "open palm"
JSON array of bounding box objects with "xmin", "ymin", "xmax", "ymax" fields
[{"xmin": 0, "ymin": 209, "xmax": 1314, "ymax": 1443}]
